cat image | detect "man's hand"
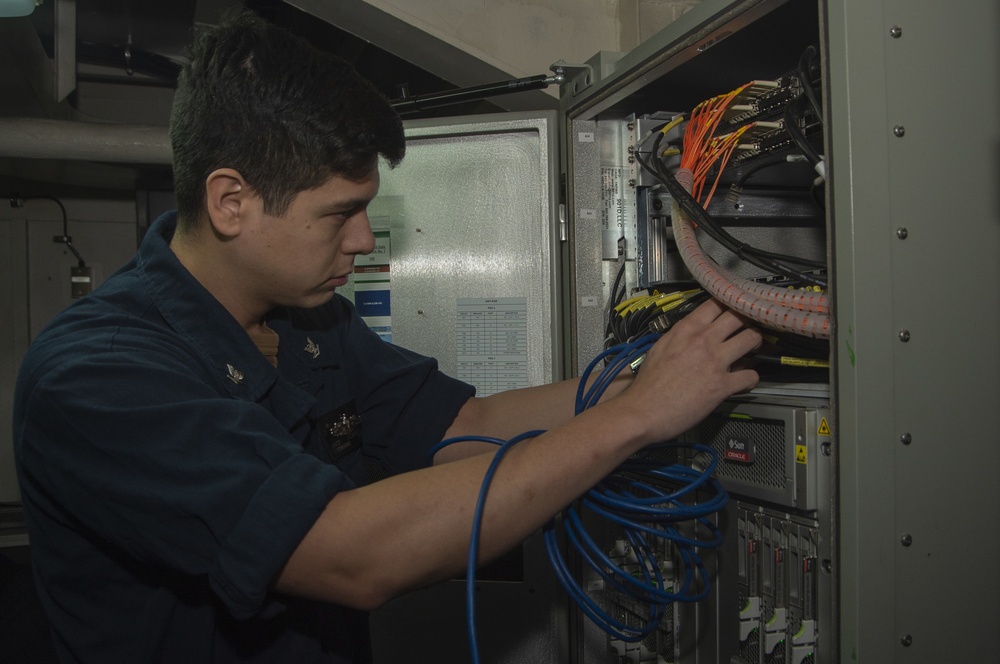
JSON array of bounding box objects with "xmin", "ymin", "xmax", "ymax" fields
[{"xmin": 614, "ymin": 298, "xmax": 762, "ymax": 447}]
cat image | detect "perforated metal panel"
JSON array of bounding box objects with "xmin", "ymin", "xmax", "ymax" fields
[
  {"xmin": 679, "ymin": 398, "xmax": 827, "ymax": 511},
  {"xmin": 689, "ymin": 414, "xmax": 787, "ymax": 491}
]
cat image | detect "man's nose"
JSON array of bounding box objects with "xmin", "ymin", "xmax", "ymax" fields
[{"xmin": 345, "ymin": 213, "xmax": 375, "ymax": 255}]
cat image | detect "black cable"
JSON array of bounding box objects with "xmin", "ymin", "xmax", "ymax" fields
[
  {"xmin": 782, "ymin": 101, "xmax": 822, "ymax": 167},
  {"xmin": 605, "ymin": 259, "xmax": 628, "ymax": 346},
  {"xmin": 20, "ymin": 195, "xmax": 87, "ymax": 267},
  {"xmin": 629, "ymin": 306, "xmax": 661, "ymax": 339},
  {"xmin": 649, "ymin": 129, "xmax": 821, "ymax": 277},
  {"xmin": 798, "ymin": 45, "xmax": 823, "ymax": 122},
  {"xmin": 638, "ymin": 141, "xmax": 827, "ymax": 287},
  {"xmin": 810, "ymin": 178, "xmax": 826, "ymax": 211},
  {"xmin": 732, "ymin": 153, "xmax": 796, "ymax": 190},
  {"xmin": 727, "ymin": 152, "xmax": 804, "ymax": 208}
]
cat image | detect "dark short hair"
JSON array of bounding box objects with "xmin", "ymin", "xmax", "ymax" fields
[{"xmin": 169, "ymin": 12, "xmax": 406, "ymax": 230}]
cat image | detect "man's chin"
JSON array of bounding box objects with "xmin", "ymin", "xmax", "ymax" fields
[{"xmin": 290, "ymin": 290, "xmax": 338, "ymax": 310}]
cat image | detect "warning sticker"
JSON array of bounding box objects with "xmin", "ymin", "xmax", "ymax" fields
[
  {"xmin": 818, "ymin": 418, "xmax": 832, "ymax": 437},
  {"xmin": 795, "ymin": 445, "xmax": 808, "ymax": 464}
]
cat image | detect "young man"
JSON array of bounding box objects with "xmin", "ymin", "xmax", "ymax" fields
[{"xmin": 13, "ymin": 12, "xmax": 761, "ymax": 664}]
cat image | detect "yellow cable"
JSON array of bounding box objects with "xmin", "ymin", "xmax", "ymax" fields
[
  {"xmin": 779, "ymin": 357, "xmax": 830, "ymax": 369},
  {"xmin": 659, "ymin": 114, "xmax": 685, "ymax": 136}
]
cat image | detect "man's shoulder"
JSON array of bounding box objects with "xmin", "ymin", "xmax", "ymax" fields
[{"xmin": 21, "ymin": 273, "xmax": 198, "ymax": 387}]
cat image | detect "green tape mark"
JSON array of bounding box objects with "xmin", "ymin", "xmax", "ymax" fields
[{"xmin": 845, "ymin": 324, "xmax": 856, "ymax": 367}]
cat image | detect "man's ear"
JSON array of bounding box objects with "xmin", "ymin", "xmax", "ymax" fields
[{"xmin": 205, "ymin": 169, "xmax": 251, "ymax": 238}]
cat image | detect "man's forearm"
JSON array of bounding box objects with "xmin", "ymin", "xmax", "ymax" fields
[
  {"xmin": 439, "ymin": 368, "xmax": 634, "ymax": 453},
  {"xmin": 275, "ymin": 395, "xmax": 648, "ymax": 610}
]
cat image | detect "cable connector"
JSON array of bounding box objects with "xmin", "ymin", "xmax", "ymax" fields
[
  {"xmin": 813, "ymin": 159, "xmax": 826, "ymax": 182},
  {"xmin": 649, "ymin": 313, "xmax": 674, "ymax": 334},
  {"xmin": 726, "ymin": 184, "xmax": 743, "ymax": 207},
  {"xmin": 629, "ymin": 354, "xmax": 645, "ymax": 375}
]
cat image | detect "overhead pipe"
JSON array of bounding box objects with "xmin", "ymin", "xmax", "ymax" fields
[{"xmin": 0, "ymin": 117, "xmax": 171, "ymax": 164}]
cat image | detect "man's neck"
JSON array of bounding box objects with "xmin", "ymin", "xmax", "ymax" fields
[{"xmin": 169, "ymin": 228, "xmax": 269, "ymax": 334}]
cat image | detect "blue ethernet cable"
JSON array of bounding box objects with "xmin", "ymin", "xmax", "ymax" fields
[{"xmin": 434, "ymin": 335, "xmax": 729, "ymax": 662}]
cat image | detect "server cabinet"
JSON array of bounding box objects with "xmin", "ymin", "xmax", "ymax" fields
[{"xmin": 561, "ymin": 0, "xmax": 1000, "ymax": 662}]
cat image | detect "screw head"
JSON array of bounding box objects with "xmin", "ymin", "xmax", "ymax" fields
[
  {"xmin": 899, "ymin": 329, "xmax": 911, "ymax": 342},
  {"xmin": 896, "ymin": 227, "xmax": 908, "ymax": 239},
  {"xmin": 901, "ymin": 634, "xmax": 913, "ymax": 647},
  {"xmin": 900, "ymin": 534, "xmax": 913, "ymax": 547},
  {"xmin": 890, "ymin": 25, "xmax": 903, "ymax": 38},
  {"xmin": 900, "ymin": 432, "xmax": 912, "ymax": 445},
  {"xmin": 893, "ymin": 125, "xmax": 906, "ymax": 137}
]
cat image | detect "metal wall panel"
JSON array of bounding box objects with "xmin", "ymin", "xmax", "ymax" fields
[{"xmin": 0, "ymin": 218, "xmax": 29, "ymax": 507}]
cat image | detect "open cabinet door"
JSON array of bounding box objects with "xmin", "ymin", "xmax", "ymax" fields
[
  {"xmin": 355, "ymin": 111, "xmax": 569, "ymax": 664},
  {"xmin": 346, "ymin": 111, "xmax": 563, "ymax": 393}
]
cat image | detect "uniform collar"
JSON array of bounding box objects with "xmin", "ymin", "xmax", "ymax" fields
[{"xmin": 136, "ymin": 212, "xmax": 279, "ymax": 400}]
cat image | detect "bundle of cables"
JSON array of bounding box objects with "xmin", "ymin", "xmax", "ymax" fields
[
  {"xmin": 432, "ymin": 334, "xmax": 729, "ymax": 662},
  {"xmin": 634, "ymin": 83, "xmax": 832, "ymax": 339},
  {"xmin": 607, "ymin": 287, "xmax": 708, "ymax": 345},
  {"xmin": 607, "ymin": 287, "xmax": 830, "ymax": 373}
]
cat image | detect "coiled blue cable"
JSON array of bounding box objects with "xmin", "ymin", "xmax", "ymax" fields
[{"xmin": 434, "ymin": 334, "xmax": 728, "ymax": 662}]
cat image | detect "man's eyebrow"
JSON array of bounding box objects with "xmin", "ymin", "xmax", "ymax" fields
[{"xmin": 316, "ymin": 197, "xmax": 373, "ymax": 214}]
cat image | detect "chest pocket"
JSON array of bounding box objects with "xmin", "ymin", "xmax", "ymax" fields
[{"xmin": 316, "ymin": 399, "xmax": 362, "ymax": 464}]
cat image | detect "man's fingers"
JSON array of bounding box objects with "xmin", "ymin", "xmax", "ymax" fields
[
  {"xmin": 680, "ymin": 299, "xmax": 753, "ymax": 343},
  {"xmin": 673, "ymin": 298, "xmax": 725, "ymax": 330},
  {"xmin": 723, "ymin": 326, "xmax": 764, "ymax": 360},
  {"xmin": 727, "ymin": 366, "xmax": 761, "ymax": 394}
]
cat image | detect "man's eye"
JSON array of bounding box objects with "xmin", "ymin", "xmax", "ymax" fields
[{"xmin": 331, "ymin": 207, "xmax": 359, "ymax": 220}]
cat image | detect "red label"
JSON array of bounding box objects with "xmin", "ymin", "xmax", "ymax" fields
[{"xmin": 725, "ymin": 449, "xmax": 751, "ymax": 463}]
